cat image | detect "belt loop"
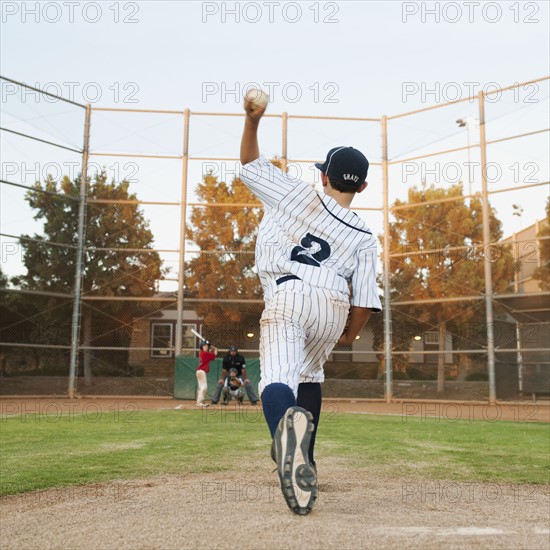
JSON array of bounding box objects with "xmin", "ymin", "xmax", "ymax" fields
[{"xmin": 276, "ymin": 274, "xmax": 301, "ymax": 285}]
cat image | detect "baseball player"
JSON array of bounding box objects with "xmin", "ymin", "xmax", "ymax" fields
[
  {"xmin": 211, "ymin": 346, "xmax": 259, "ymax": 405},
  {"xmin": 239, "ymin": 96, "xmax": 381, "ymax": 515},
  {"xmin": 222, "ymin": 366, "xmax": 245, "ymax": 404},
  {"xmin": 196, "ymin": 340, "xmax": 217, "ymax": 407}
]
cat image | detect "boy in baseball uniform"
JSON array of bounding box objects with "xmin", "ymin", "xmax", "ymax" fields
[
  {"xmin": 239, "ymin": 97, "xmax": 381, "ymax": 515},
  {"xmin": 196, "ymin": 340, "xmax": 217, "ymax": 407}
]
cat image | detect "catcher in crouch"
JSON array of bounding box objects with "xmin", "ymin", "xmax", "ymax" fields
[{"xmin": 222, "ymin": 367, "xmax": 245, "ymax": 404}]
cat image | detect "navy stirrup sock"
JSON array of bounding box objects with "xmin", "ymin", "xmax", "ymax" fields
[
  {"xmin": 261, "ymin": 383, "xmax": 296, "ymax": 437},
  {"xmin": 297, "ymin": 382, "xmax": 322, "ymax": 465}
]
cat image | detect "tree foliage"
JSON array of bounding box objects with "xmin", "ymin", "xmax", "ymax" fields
[
  {"xmin": 11, "ymin": 171, "xmax": 163, "ymax": 376},
  {"xmin": 19, "ymin": 172, "xmax": 162, "ymax": 298},
  {"xmin": 185, "ymin": 166, "xmax": 271, "ymax": 345},
  {"xmin": 386, "ymin": 183, "xmax": 515, "ymax": 389}
]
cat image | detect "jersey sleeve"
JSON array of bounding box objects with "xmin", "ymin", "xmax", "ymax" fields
[
  {"xmin": 351, "ymin": 241, "xmax": 382, "ymax": 311},
  {"xmin": 240, "ymin": 156, "xmax": 305, "ymax": 209}
]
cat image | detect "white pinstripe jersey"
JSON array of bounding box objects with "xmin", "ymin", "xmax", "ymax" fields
[{"xmin": 241, "ymin": 157, "xmax": 382, "ymax": 311}]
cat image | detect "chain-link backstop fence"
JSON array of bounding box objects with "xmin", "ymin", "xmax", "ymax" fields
[{"xmin": 1, "ymin": 75, "xmax": 548, "ymax": 401}]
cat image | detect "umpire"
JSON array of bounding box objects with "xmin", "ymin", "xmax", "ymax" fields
[{"xmin": 211, "ymin": 346, "xmax": 259, "ymax": 405}]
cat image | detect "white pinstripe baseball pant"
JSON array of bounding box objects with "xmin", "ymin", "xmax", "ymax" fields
[{"xmin": 258, "ymin": 279, "xmax": 350, "ymax": 397}]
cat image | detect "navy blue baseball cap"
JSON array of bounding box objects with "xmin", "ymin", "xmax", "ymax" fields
[{"xmin": 315, "ymin": 146, "xmax": 369, "ymax": 188}]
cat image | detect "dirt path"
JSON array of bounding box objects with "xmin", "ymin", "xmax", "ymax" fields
[{"xmin": 2, "ymin": 467, "xmax": 549, "ymax": 550}]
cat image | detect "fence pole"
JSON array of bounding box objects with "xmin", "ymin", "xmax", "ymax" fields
[
  {"xmin": 478, "ymin": 92, "xmax": 497, "ymax": 404},
  {"xmin": 381, "ymin": 115, "xmax": 393, "ymax": 402},
  {"xmin": 68, "ymin": 104, "xmax": 91, "ymax": 398},
  {"xmin": 175, "ymin": 108, "xmax": 190, "ymax": 355},
  {"xmin": 282, "ymin": 111, "xmax": 288, "ymax": 171}
]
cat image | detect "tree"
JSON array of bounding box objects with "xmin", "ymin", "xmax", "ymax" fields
[
  {"xmin": 0, "ymin": 267, "xmax": 14, "ymax": 374},
  {"xmin": 15, "ymin": 171, "xmax": 163, "ymax": 382},
  {"xmin": 533, "ymin": 198, "xmax": 550, "ymax": 290},
  {"xmin": 185, "ymin": 165, "xmax": 271, "ymax": 346},
  {"xmin": 2, "ymin": 253, "xmax": 67, "ymax": 375},
  {"xmin": 388, "ymin": 183, "xmax": 515, "ymax": 391}
]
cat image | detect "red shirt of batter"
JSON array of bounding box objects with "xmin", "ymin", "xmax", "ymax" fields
[{"xmin": 197, "ymin": 350, "xmax": 217, "ymax": 373}]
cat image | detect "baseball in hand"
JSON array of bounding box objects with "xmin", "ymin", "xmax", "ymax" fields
[{"xmin": 245, "ymin": 88, "xmax": 269, "ymax": 110}]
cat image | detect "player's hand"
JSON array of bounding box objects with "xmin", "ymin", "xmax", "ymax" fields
[
  {"xmin": 337, "ymin": 333, "xmax": 353, "ymax": 346},
  {"xmin": 244, "ymin": 97, "xmax": 266, "ymax": 122},
  {"xmin": 217, "ymin": 379, "xmax": 223, "ymax": 385}
]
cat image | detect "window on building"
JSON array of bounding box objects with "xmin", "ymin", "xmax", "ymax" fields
[
  {"xmin": 150, "ymin": 323, "xmax": 199, "ymax": 357},
  {"xmin": 151, "ymin": 323, "xmax": 173, "ymax": 358},
  {"xmin": 424, "ymin": 331, "xmax": 440, "ymax": 345},
  {"xmin": 181, "ymin": 325, "xmax": 196, "ymax": 352}
]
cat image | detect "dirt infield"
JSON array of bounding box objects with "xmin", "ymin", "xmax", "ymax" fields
[
  {"xmin": 2, "ymin": 469, "xmax": 549, "ymax": 549},
  {"xmin": 2, "ymin": 398, "xmax": 549, "ymax": 549}
]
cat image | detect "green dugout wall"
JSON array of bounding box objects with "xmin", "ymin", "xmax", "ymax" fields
[{"xmin": 174, "ymin": 356, "xmax": 261, "ymax": 400}]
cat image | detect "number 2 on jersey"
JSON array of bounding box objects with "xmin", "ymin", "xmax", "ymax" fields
[{"xmin": 291, "ymin": 233, "xmax": 331, "ymax": 267}]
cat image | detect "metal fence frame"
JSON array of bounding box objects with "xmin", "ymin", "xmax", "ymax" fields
[{"xmin": 1, "ymin": 75, "xmax": 548, "ymax": 402}]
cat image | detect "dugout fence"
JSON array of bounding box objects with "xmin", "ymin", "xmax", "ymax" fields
[{"xmin": 1, "ymin": 75, "xmax": 548, "ymax": 402}]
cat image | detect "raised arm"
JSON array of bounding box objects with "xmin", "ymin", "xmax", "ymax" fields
[{"xmin": 240, "ymin": 96, "xmax": 266, "ymax": 165}]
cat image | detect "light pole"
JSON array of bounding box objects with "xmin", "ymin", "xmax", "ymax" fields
[
  {"xmin": 456, "ymin": 117, "xmax": 479, "ymax": 198},
  {"xmin": 512, "ymin": 203, "xmax": 524, "ymax": 230}
]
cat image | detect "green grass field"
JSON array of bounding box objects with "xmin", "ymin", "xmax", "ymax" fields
[{"xmin": 1, "ymin": 407, "xmax": 548, "ymax": 496}]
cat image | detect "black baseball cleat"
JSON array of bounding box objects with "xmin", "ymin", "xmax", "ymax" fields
[{"xmin": 271, "ymin": 406, "xmax": 318, "ymax": 516}]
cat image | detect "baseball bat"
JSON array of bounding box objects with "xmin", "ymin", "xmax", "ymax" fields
[
  {"xmin": 192, "ymin": 328, "xmax": 217, "ymax": 350},
  {"xmin": 191, "ymin": 328, "xmax": 204, "ymax": 341}
]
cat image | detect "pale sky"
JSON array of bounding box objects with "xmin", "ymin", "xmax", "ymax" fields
[{"xmin": 1, "ymin": 1, "xmax": 549, "ymax": 288}]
